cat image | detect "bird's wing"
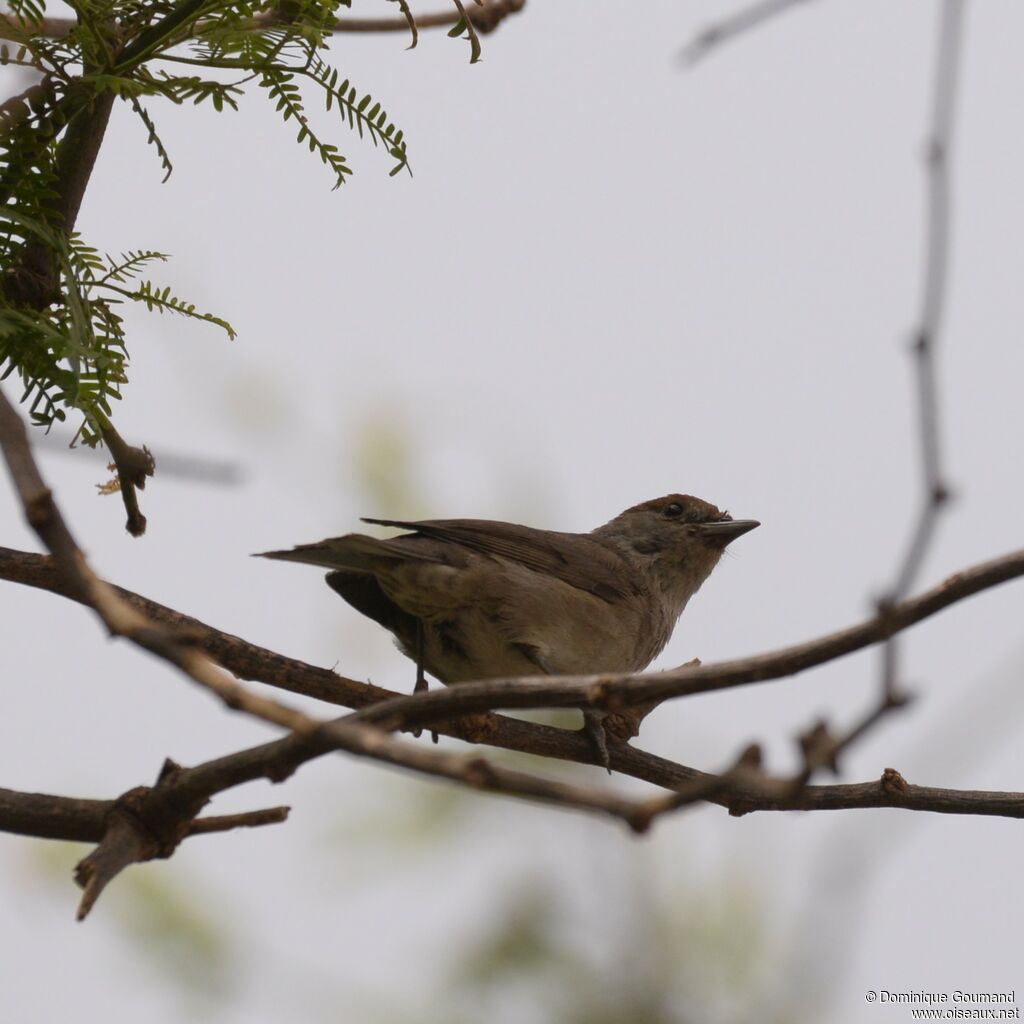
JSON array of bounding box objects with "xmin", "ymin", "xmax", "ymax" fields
[
  {"xmin": 361, "ymin": 517, "xmax": 639, "ymax": 601},
  {"xmin": 324, "ymin": 570, "xmax": 418, "ymax": 639}
]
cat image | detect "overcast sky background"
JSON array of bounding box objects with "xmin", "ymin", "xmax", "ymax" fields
[{"xmin": 3, "ymin": 0, "xmax": 1024, "ymax": 1021}]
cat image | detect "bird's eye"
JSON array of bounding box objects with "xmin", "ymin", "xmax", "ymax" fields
[{"xmin": 663, "ymin": 502, "xmax": 684, "ymax": 518}]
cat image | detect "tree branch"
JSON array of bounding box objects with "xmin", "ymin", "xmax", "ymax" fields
[
  {"xmin": 5, "ymin": 544, "xmax": 1024, "ymax": 742},
  {"xmin": 96, "ymin": 418, "xmax": 155, "ymax": 537},
  {"xmin": 0, "ymin": 784, "xmax": 289, "ymax": 842},
  {"xmin": 2, "ymin": 87, "xmax": 115, "ymax": 310},
  {"xmin": 877, "ymin": 0, "xmax": 966, "ymax": 697},
  {"xmin": 4, "ymin": 542, "xmax": 1024, "ymax": 816},
  {"xmin": 0, "ymin": 0, "xmax": 526, "ymax": 45}
]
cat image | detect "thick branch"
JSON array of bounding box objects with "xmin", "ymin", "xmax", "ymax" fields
[
  {"xmin": 341, "ymin": 548, "xmax": 1024, "ymax": 726},
  {"xmin": 3, "ymin": 544, "xmax": 1024, "ymax": 822},
  {"xmin": 0, "ymin": 785, "xmax": 288, "ymax": 843},
  {"xmin": 2, "ymin": 88, "xmax": 115, "ymax": 309},
  {"xmin": 6, "ymin": 544, "xmax": 1024, "ymax": 733}
]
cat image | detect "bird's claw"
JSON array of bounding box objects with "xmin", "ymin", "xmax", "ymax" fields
[
  {"xmin": 582, "ymin": 710, "xmax": 613, "ymax": 774},
  {"xmin": 412, "ymin": 663, "xmax": 428, "ymax": 738}
]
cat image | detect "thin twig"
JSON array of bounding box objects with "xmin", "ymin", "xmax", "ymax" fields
[
  {"xmin": 96, "ymin": 418, "xmax": 155, "ymax": 537},
  {"xmin": 0, "ymin": 785, "xmax": 290, "ymax": 841},
  {"xmin": 0, "ymin": 383, "xmax": 315, "ymax": 735},
  {"xmin": 719, "ymin": 3, "xmax": 969, "ymax": 810},
  {"xmin": 4, "ymin": 543, "xmax": 1024, "ymax": 749},
  {"xmin": 877, "ymin": 0, "xmax": 966, "ymax": 695},
  {"xmin": 0, "ymin": 393, "xmax": 670, "ymax": 914},
  {"xmin": 184, "ymin": 806, "xmax": 290, "ymax": 834},
  {"xmin": 679, "ymin": 0, "xmax": 813, "ymax": 68},
  {"xmin": 4, "ymin": 541, "xmax": 1024, "ymax": 830}
]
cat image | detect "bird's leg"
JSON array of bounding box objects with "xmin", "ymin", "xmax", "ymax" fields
[
  {"xmin": 524, "ymin": 646, "xmax": 613, "ymax": 773},
  {"xmin": 414, "ymin": 620, "xmax": 428, "ymax": 695},
  {"xmin": 410, "ymin": 621, "xmax": 426, "ymax": 738},
  {"xmin": 582, "ymin": 709, "xmax": 612, "ymax": 774},
  {"xmin": 412, "ymin": 620, "xmax": 438, "ymax": 743}
]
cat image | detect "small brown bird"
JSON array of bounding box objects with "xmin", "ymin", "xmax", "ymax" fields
[{"xmin": 259, "ymin": 494, "xmax": 758, "ymax": 766}]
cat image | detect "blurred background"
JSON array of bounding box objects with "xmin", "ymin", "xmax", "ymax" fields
[{"xmin": 2, "ymin": 1, "xmax": 1023, "ymax": 1021}]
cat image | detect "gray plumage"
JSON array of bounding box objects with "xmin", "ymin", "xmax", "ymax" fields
[{"xmin": 258, "ymin": 494, "xmax": 759, "ymax": 687}]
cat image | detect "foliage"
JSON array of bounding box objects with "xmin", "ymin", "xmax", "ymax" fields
[{"xmin": 0, "ymin": 0, "xmax": 469, "ymax": 440}]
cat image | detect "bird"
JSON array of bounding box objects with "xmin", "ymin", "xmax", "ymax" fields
[{"xmin": 258, "ymin": 494, "xmax": 758, "ymax": 768}]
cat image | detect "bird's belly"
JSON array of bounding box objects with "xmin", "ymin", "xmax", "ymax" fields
[{"xmin": 415, "ymin": 601, "xmax": 654, "ymax": 684}]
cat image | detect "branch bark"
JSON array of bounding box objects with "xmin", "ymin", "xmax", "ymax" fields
[{"xmin": 4, "ymin": 542, "xmax": 1024, "ymax": 823}]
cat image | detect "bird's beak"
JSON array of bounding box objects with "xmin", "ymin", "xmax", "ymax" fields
[{"xmin": 695, "ymin": 519, "xmax": 760, "ymax": 544}]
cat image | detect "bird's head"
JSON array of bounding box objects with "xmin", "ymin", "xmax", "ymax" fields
[{"xmin": 594, "ymin": 493, "xmax": 759, "ymax": 604}]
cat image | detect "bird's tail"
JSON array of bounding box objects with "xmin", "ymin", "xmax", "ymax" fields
[{"xmin": 255, "ymin": 533, "xmax": 405, "ymax": 573}]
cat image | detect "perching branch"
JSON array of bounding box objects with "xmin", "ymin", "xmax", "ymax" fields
[
  {"xmin": 4, "ymin": 542, "xmax": 1024, "ymax": 806},
  {"xmin": 4, "ymin": 543, "xmax": 1024, "ymax": 747},
  {"xmin": 1, "ymin": 385, "xmax": 690, "ymax": 914},
  {"xmin": 3, "ymin": 481, "xmax": 1024, "ymax": 917}
]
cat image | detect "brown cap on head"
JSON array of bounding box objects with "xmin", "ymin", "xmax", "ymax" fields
[
  {"xmin": 620, "ymin": 494, "xmax": 759, "ymax": 545},
  {"xmin": 623, "ymin": 493, "xmax": 731, "ymax": 523}
]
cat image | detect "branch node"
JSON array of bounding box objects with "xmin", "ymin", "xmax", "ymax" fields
[
  {"xmin": 886, "ymin": 689, "xmax": 915, "ymax": 712},
  {"xmin": 736, "ymin": 742, "xmax": 764, "ymax": 771},
  {"xmin": 265, "ymin": 757, "xmax": 298, "ymax": 784},
  {"xmin": 463, "ymin": 756, "xmax": 496, "ymax": 788},
  {"xmin": 156, "ymin": 758, "xmax": 183, "ymax": 784},
  {"xmin": 798, "ymin": 719, "xmax": 839, "ymax": 774},
  {"xmin": 25, "ymin": 487, "xmax": 54, "ymax": 529},
  {"xmin": 881, "ymin": 766, "xmax": 909, "ymax": 797},
  {"xmin": 925, "ymin": 137, "xmax": 946, "ymax": 167}
]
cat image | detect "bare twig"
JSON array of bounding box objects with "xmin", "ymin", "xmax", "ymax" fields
[
  {"xmin": 339, "ymin": 548, "xmax": 1024, "ymax": 728},
  {"xmin": 675, "ymin": 1, "xmax": 970, "ymax": 802},
  {"xmin": 878, "ymin": 0, "xmax": 966, "ymax": 698},
  {"xmin": 95, "ymin": 419, "xmax": 155, "ymax": 537},
  {"xmin": 4, "ymin": 367, "xmax": 1024, "ymax": 918},
  {"xmin": 0, "ymin": 785, "xmax": 289, "ymax": 841},
  {"xmin": 0, "ymin": 394, "xmax": 673, "ymax": 912},
  {"xmin": 629, "ymin": 743, "xmax": 765, "ymax": 832},
  {"xmin": 679, "ymin": 0, "xmax": 814, "ymax": 68},
  {"xmin": 4, "ymin": 542, "xmax": 1024, "ymax": 827},
  {"xmin": 183, "ymin": 806, "xmax": 290, "ymax": 834},
  {"xmin": 34, "ymin": 429, "xmax": 243, "ymax": 486},
  {"xmin": 0, "ymin": 383, "xmax": 316, "ymax": 735},
  {"xmin": 4, "ymin": 543, "xmax": 1024, "ymax": 748}
]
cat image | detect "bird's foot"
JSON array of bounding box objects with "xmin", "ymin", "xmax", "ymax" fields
[
  {"xmin": 411, "ymin": 667, "xmax": 438, "ymax": 742},
  {"xmin": 582, "ymin": 710, "xmax": 613, "ymax": 774},
  {"xmin": 411, "ymin": 667, "xmax": 428, "ymax": 738}
]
